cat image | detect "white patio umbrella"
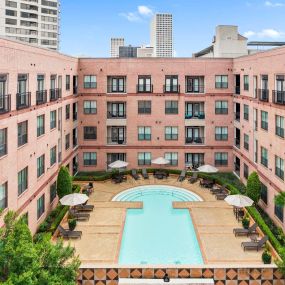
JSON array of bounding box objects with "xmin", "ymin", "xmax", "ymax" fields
[
  {"xmin": 151, "ymin": 157, "xmax": 170, "ymax": 165},
  {"xmin": 60, "ymin": 193, "xmax": 89, "ymax": 206},
  {"xmin": 197, "ymin": 164, "xmax": 219, "ymax": 173},
  {"xmin": 225, "ymin": 194, "xmax": 254, "ymax": 208},
  {"xmin": 108, "ymin": 160, "xmax": 129, "ymax": 169}
]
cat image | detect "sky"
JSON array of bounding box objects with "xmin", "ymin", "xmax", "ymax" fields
[{"xmin": 60, "ymin": 0, "xmax": 285, "ymax": 57}]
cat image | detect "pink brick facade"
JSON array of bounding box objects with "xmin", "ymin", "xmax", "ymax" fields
[{"xmin": 0, "ymin": 38, "xmax": 284, "ymax": 232}]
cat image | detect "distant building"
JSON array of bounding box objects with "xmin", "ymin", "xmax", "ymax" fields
[
  {"xmin": 137, "ymin": 46, "xmax": 154, "ymax": 57},
  {"xmin": 110, "ymin": 38, "xmax": 124, "ymax": 58},
  {"xmin": 150, "ymin": 13, "xmax": 173, "ymax": 57},
  {"xmin": 119, "ymin": 45, "xmax": 138, "ymax": 58}
]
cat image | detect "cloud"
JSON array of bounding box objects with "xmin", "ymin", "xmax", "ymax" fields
[
  {"xmin": 119, "ymin": 12, "xmax": 141, "ymax": 22},
  {"xmin": 264, "ymin": 1, "xmax": 285, "ymax": 7},
  {"xmin": 138, "ymin": 5, "xmax": 153, "ymax": 16},
  {"xmin": 243, "ymin": 28, "xmax": 285, "ymax": 39},
  {"xmin": 120, "ymin": 5, "xmax": 154, "ymax": 22}
]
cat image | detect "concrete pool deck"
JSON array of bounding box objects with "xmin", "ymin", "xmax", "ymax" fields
[{"xmin": 62, "ymin": 175, "xmax": 264, "ymax": 267}]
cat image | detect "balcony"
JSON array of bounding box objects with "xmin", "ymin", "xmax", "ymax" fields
[
  {"xmin": 0, "ymin": 95, "xmax": 11, "ymax": 114},
  {"xmin": 50, "ymin": 88, "xmax": 61, "ymax": 101},
  {"xmin": 185, "ymin": 137, "xmax": 204, "ymax": 144},
  {"xmin": 258, "ymin": 89, "xmax": 269, "ymax": 102},
  {"xmin": 107, "ymin": 137, "xmax": 127, "ymax": 145},
  {"xmin": 16, "ymin": 92, "xmax": 31, "ymax": 110},
  {"xmin": 234, "ymin": 163, "xmax": 240, "ymax": 177},
  {"xmin": 185, "ymin": 85, "xmax": 205, "ymax": 94},
  {"xmin": 185, "ymin": 112, "xmax": 205, "ymax": 119},
  {"xmin": 36, "ymin": 90, "xmax": 47, "ymax": 105},
  {"xmin": 235, "ymin": 138, "xmax": 240, "ymax": 149},
  {"xmin": 107, "ymin": 111, "xmax": 126, "ymax": 119},
  {"xmin": 107, "ymin": 84, "xmax": 126, "ymax": 93},
  {"xmin": 272, "ymin": 90, "xmax": 285, "ymax": 105},
  {"xmin": 235, "ymin": 86, "xmax": 240, "ymax": 95},
  {"xmin": 163, "ymin": 85, "xmax": 180, "ymax": 93},
  {"xmin": 234, "ymin": 112, "xmax": 240, "ymax": 121},
  {"xmin": 137, "ymin": 84, "xmax": 153, "ymax": 93}
]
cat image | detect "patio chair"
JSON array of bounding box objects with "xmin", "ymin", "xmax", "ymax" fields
[
  {"xmin": 142, "ymin": 168, "xmax": 149, "ymax": 179},
  {"xmin": 69, "ymin": 209, "xmax": 90, "ymax": 221},
  {"xmin": 211, "ymin": 184, "xmax": 226, "ymax": 194},
  {"xmin": 241, "ymin": 235, "xmax": 268, "ymax": 251},
  {"xmin": 189, "ymin": 172, "xmax": 198, "ymax": 184},
  {"xmin": 233, "ymin": 223, "xmax": 258, "ymax": 237},
  {"xmin": 177, "ymin": 169, "xmax": 186, "ymax": 182},
  {"xmin": 57, "ymin": 225, "xmax": 82, "ymax": 239},
  {"xmin": 131, "ymin": 169, "xmax": 140, "ymax": 180},
  {"xmin": 74, "ymin": 204, "xmax": 94, "ymax": 212},
  {"xmin": 215, "ymin": 192, "xmax": 229, "ymax": 200}
]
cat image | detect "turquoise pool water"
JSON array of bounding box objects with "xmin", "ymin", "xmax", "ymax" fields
[{"xmin": 113, "ymin": 185, "xmax": 204, "ymax": 265}]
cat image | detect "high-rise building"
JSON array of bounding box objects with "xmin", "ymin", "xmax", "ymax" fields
[
  {"xmin": 110, "ymin": 38, "xmax": 124, "ymax": 58},
  {"xmin": 0, "ymin": 0, "xmax": 60, "ymax": 50},
  {"xmin": 119, "ymin": 45, "xmax": 138, "ymax": 58},
  {"xmin": 150, "ymin": 13, "xmax": 173, "ymax": 57}
]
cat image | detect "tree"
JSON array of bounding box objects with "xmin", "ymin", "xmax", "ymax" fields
[
  {"xmin": 275, "ymin": 192, "xmax": 285, "ymax": 207},
  {"xmin": 0, "ymin": 211, "xmax": 80, "ymax": 285},
  {"xmin": 57, "ymin": 166, "xmax": 72, "ymax": 199},
  {"xmin": 246, "ymin": 171, "xmax": 261, "ymax": 204}
]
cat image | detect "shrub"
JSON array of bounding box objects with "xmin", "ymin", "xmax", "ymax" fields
[
  {"xmin": 68, "ymin": 219, "xmax": 77, "ymax": 231},
  {"xmin": 242, "ymin": 215, "xmax": 250, "ymax": 229},
  {"xmin": 246, "ymin": 171, "xmax": 261, "ymax": 204},
  {"xmin": 262, "ymin": 249, "xmax": 272, "ymax": 264},
  {"xmin": 56, "ymin": 166, "xmax": 72, "ymax": 198}
]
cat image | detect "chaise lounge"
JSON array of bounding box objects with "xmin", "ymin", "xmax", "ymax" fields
[
  {"xmin": 69, "ymin": 209, "xmax": 90, "ymax": 221},
  {"xmin": 241, "ymin": 235, "xmax": 268, "ymax": 251},
  {"xmin": 233, "ymin": 223, "xmax": 258, "ymax": 236},
  {"xmin": 177, "ymin": 169, "xmax": 186, "ymax": 182},
  {"xmin": 75, "ymin": 204, "xmax": 94, "ymax": 212},
  {"xmin": 131, "ymin": 169, "xmax": 140, "ymax": 180},
  {"xmin": 189, "ymin": 172, "xmax": 198, "ymax": 184},
  {"xmin": 57, "ymin": 225, "xmax": 82, "ymax": 239},
  {"xmin": 142, "ymin": 168, "xmax": 149, "ymax": 179}
]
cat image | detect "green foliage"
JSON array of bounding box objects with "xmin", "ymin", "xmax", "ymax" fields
[
  {"xmin": 0, "ymin": 211, "xmax": 80, "ymax": 284},
  {"xmin": 68, "ymin": 219, "xmax": 77, "ymax": 231},
  {"xmin": 242, "ymin": 215, "xmax": 250, "ymax": 229},
  {"xmin": 246, "ymin": 171, "xmax": 261, "ymax": 203},
  {"xmin": 275, "ymin": 192, "xmax": 285, "ymax": 207},
  {"xmin": 262, "ymin": 249, "xmax": 272, "ymax": 264},
  {"xmin": 57, "ymin": 166, "xmax": 72, "ymax": 198}
]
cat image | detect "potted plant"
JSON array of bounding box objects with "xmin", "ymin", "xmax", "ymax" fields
[
  {"xmin": 242, "ymin": 215, "xmax": 250, "ymax": 229},
  {"xmin": 262, "ymin": 247, "xmax": 272, "ymax": 264},
  {"xmin": 68, "ymin": 218, "xmax": 77, "ymax": 231}
]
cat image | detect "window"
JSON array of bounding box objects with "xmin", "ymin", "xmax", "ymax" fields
[
  {"xmin": 215, "ymin": 101, "xmax": 228, "ymax": 114},
  {"xmin": 18, "ymin": 121, "xmax": 28, "ymax": 147},
  {"xmin": 261, "ymin": 111, "xmax": 268, "ymax": 131},
  {"xmin": 254, "ymin": 139, "xmax": 258, "ymax": 163},
  {"xmin": 244, "ymin": 134, "xmax": 249, "ymax": 151},
  {"xmin": 84, "ymin": 126, "xmax": 97, "ymax": 140},
  {"xmin": 185, "ymin": 153, "xmax": 204, "ymax": 167},
  {"xmin": 137, "ymin": 76, "xmax": 152, "ymax": 92},
  {"xmin": 260, "ymin": 183, "xmax": 268, "ymax": 205},
  {"xmin": 50, "ymin": 110, "xmax": 56, "ymax": 129},
  {"xmin": 37, "ymin": 115, "xmax": 45, "ymax": 137},
  {"xmin": 84, "ymin": 101, "xmax": 97, "ymax": 114},
  {"xmin": 215, "ymin": 75, "xmax": 228, "ymax": 89},
  {"xmin": 37, "ymin": 155, "xmax": 45, "ymax": 178},
  {"xmin": 65, "ymin": 133, "xmax": 70, "ymax": 150},
  {"xmin": 244, "ymin": 75, "xmax": 249, "ymax": 91},
  {"xmin": 261, "ymin": 147, "xmax": 268, "ymax": 167},
  {"xmin": 0, "ymin": 182, "xmax": 8, "ymax": 210},
  {"xmin": 66, "ymin": 75, "xmax": 70, "ymax": 90},
  {"xmin": 138, "ymin": 152, "xmax": 151, "ymax": 165},
  {"xmin": 275, "ymin": 155, "xmax": 284, "ymax": 180},
  {"xmin": 185, "ymin": 76, "xmax": 204, "ymax": 93},
  {"xmin": 244, "ymin": 163, "xmax": 249, "ymax": 179},
  {"xmin": 215, "ymin": 127, "xmax": 228, "ymax": 141},
  {"xmin": 215, "ymin": 152, "xmax": 228, "ymax": 166},
  {"xmin": 275, "ymin": 199, "xmax": 284, "ymax": 222},
  {"xmin": 108, "ymin": 77, "xmax": 125, "ymax": 93},
  {"xmin": 165, "ymin": 101, "xmax": 178, "ymax": 114},
  {"xmin": 0, "ymin": 128, "xmax": 7, "ymax": 157},
  {"xmin": 18, "ymin": 167, "xmax": 28, "ymax": 196},
  {"xmin": 37, "ymin": 194, "xmax": 45, "ymax": 219},
  {"xmin": 73, "ymin": 102, "xmax": 78, "ymax": 121},
  {"xmin": 165, "ymin": 75, "xmax": 179, "ymax": 93},
  {"xmin": 65, "ymin": 104, "xmax": 70, "ymax": 120},
  {"xmin": 138, "ymin": 100, "xmax": 151, "ymax": 114},
  {"xmin": 243, "ymin": 104, "xmax": 249, "ymax": 121},
  {"xmin": 138, "ymin": 127, "xmax": 151, "ymax": 141},
  {"xmin": 50, "ymin": 182, "xmax": 56, "ymax": 204},
  {"xmin": 165, "ymin": 127, "xmax": 178, "ymax": 140},
  {"xmin": 84, "ymin": 75, "xmax": 97, "ymax": 89},
  {"xmin": 73, "ymin": 128, "xmax": 78, "ymax": 147},
  {"xmin": 276, "ymin": 115, "xmax": 284, "ymax": 138},
  {"xmin": 83, "ymin": 152, "xmax": 97, "ymax": 166},
  {"xmin": 50, "ymin": 146, "xmax": 56, "ymax": 166},
  {"xmin": 165, "ymin": 152, "xmax": 178, "ymax": 166}
]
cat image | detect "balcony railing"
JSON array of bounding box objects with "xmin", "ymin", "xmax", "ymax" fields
[
  {"xmin": 185, "ymin": 112, "xmax": 205, "ymax": 119},
  {"xmin": 107, "ymin": 84, "xmax": 126, "ymax": 93},
  {"xmin": 235, "ymin": 138, "xmax": 240, "ymax": 148},
  {"xmin": 137, "ymin": 84, "xmax": 153, "ymax": 93},
  {"xmin": 36, "ymin": 90, "xmax": 47, "ymax": 105},
  {"xmin": 234, "ymin": 112, "xmax": 240, "ymax": 121},
  {"xmin": 234, "ymin": 163, "xmax": 240, "ymax": 176},
  {"xmin": 185, "ymin": 85, "xmax": 205, "ymax": 93},
  {"xmin": 16, "ymin": 92, "xmax": 31, "ymax": 110},
  {"xmin": 0, "ymin": 94, "xmax": 11, "ymax": 114},
  {"xmin": 185, "ymin": 161, "xmax": 204, "ymax": 169},
  {"xmin": 107, "ymin": 111, "xmax": 126, "ymax": 119},
  {"xmin": 185, "ymin": 137, "xmax": 204, "ymax": 144},
  {"xmin": 50, "ymin": 88, "xmax": 61, "ymax": 101},
  {"xmin": 235, "ymin": 86, "xmax": 240, "ymax": 95},
  {"xmin": 258, "ymin": 89, "xmax": 269, "ymax": 102},
  {"xmin": 163, "ymin": 85, "xmax": 180, "ymax": 93},
  {"xmin": 107, "ymin": 137, "xmax": 127, "ymax": 145},
  {"xmin": 272, "ymin": 90, "xmax": 285, "ymax": 105},
  {"xmin": 73, "ymin": 86, "xmax": 78, "ymax": 95}
]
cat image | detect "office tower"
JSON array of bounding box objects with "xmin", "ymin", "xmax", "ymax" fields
[
  {"xmin": 0, "ymin": 0, "xmax": 60, "ymax": 50},
  {"xmin": 119, "ymin": 45, "xmax": 138, "ymax": 58},
  {"xmin": 110, "ymin": 37, "xmax": 124, "ymax": 58},
  {"xmin": 150, "ymin": 13, "xmax": 173, "ymax": 57}
]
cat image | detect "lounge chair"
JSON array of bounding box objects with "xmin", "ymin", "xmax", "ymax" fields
[
  {"xmin": 189, "ymin": 172, "xmax": 198, "ymax": 184},
  {"xmin": 131, "ymin": 169, "xmax": 140, "ymax": 180},
  {"xmin": 75, "ymin": 204, "xmax": 94, "ymax": 212},
  {"xmin": 57, "ymin": 225, "xmax": 82, "ymax": 239},
  {"xmin": 177, "ymin": 169, "xmax": 186, "ymax": 182},
  {"xmin": 69, "ymin": 209, "xmax": 90, "ymax": 221},
  {"xmin": 241, "ymin": 235, "xmax": 268, "ymax": 251},
  {"xmin": 233, "ymin": 223, "xmax": 258, "ymax": 237},
  {"xmin": 211, "ymin": 184, "xmax": 226, "ymax": 194},
  {"xmin": 215, "ymin": 192, "xmax": 228, "ymax": 200},
  {"xmin": 142, "ymin": 168, "xmax": 149, "ymax": 179}
]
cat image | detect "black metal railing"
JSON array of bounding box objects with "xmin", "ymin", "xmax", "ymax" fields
[
  {"xmin": 107, "ymin": 137, "xmax": 127, "ymax": 145},
  {"xmin": 107, "ymin": 84, "xmax": 126, "ymax": 93},
  {"xmin": 185, "ymin": 85, "xmax": 205, "ymax": 93},
  {"xmin": 258, "ymin": 89, "xmax": 269, "ymax": 102},
  {"xmin": 234, "ymin": 112, "xmax": 240, "ymax": 121},
  {"xmin": 272, "ymin": 90, "xmax": 285, "ymax": 105},
  {"xmin": 73, "ymin": 86, "xmax": 78, "ymax": 95},
  {"xmin": 163, "ymin": 84, "xmax": 180, "ymax": 93},
  {"xmin": 234, "ymin": 163, "xmax": 240, "ymax": 176},
  {"xmin": 107, "ymin": 111, "xmax": 126, "ymax": 119},
  {"xmin": 185, "ymin": 137, "xmax": 204, "ymax": 144},
  {"xmin": 185, "ymin": 161, "xmax": 204, "ymax": 169},
  {"xmin": 185, "ymin": 112, "xmax": 205, "ymax": 119},
  {"xmin": 36, "ymin": 90, "xmax": 47, "ymax": 105},
  {"xmin": 235, "ymin": 138, "xmax": 240, "ymax": 148},
  {"xmin": 0, "ymin": 94, "xmax": 11, "ymax": 114},
  {"xmin": 136, "ymin": 84, "xmax": 153, "ymax": 93},
  {"xmin": 50, "ymin": 88, "xmax": 60, "ymax": 101},
  {"xmin": 16, "ymin": 92, "xmax": 31, "ymax": 110},
  {"xmin": 235, "ymin": 86, "xmax": 240, "ymax": 95}
]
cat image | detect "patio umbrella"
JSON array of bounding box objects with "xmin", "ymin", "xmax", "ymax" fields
[
  {"xmin": 197, "ymin": 164, "xmax": 218, "ymax": 173},
  {"xmin": 225, "ymin": 194, "xmax": 254, "ymax": 208},
  {"xmin": 60, "ymin": 193, "xmax": 89, "ymax": 206},
  {"xmin": 108, "ymin": 160, "xmax": 129, "ymax": 169},
  {"xmin": 151, "ymin": 157, "xmax": 170, "ymax": 165}
]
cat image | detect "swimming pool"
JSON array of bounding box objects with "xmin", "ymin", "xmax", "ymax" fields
[{"xmin": 113, "ymin": 185, "xmax": 204, "ymax": 265}]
